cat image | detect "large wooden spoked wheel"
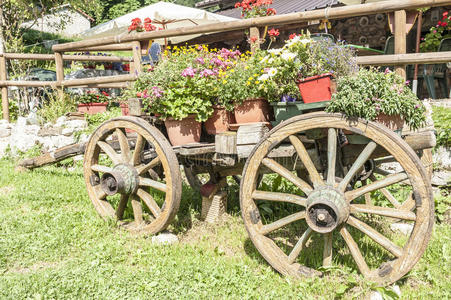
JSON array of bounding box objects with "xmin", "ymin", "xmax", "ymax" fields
[
  {"xmin": 84, "ymin": 117, "xmax": 182, "ymax": 234},
  {"xmin": 240, "ymin": 112, "xmax": 434, "ymax": 285}
]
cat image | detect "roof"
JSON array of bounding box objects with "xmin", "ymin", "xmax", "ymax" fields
[{"xmin": 202, "ymin": 0, "xmax": 342, "ymax": 19}]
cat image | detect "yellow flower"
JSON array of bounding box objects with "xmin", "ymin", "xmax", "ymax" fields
[
  {"xmin": 222, "ymin": 80, "xmax": 227, "ymax": 84},
  {"xmin": 246, "ymin": 81, "xmax": 251, "ymax": 85},
  {"xmin": 255, "ymin": 81, "xmax": 260, "ymax": 84}
]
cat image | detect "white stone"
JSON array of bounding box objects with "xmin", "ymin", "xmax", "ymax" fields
[
  {"xmin": 433, "ymin": 147, "xmax": 451, "ymax": 171},
  {"xmin": 78, "ymin": 133, "xmax": 90, "ymax": 143},
  {"xmin": 16, "ymin": 117, "xmax": 27, "ymax": 127},
  {"xmin": 73, "ymin": 154, "xmax": 84, "ymax": 163},
  {"xmin": 0, "ymin": 137, "xmax": 10, "ymax": 156},
  {"xmin": 369, "ymin": 291, "xmax": 383, "ymax": 300},
  {"xmin": 390, "ymin": 223, "xmax": 413, "ymax": 236},
  {"xmin": 38, "ymin": 135, "xmax": 75, "ymax": 152},
  {"xmin": 0, "ymin": 119, "xmax": 8, "ymax": 126},
  {"xmin": 55, "ymin": 116, "xmax": 67, "ymax": 127},
  {"xmin": 61, "ymin": 127, "xmax": 74, "ymax": 136},
  {"xmin": 151, "ymin": 232, "xmax": 178, "ymax": 245},
  {"xmin": 431, "ymin": 170, "xmax": 451, "ymax": 186},
  {"xmin": 392, "ymin": 285, "xmax": 401, "ymax": 297},
  {"xmin": 24, "ymin": 125, "xmax": 40, "ymax": 135},
  {"xmin": 43, "ymin": 122, "xmax": 53, "ymax": 129},
  {"xmin": 0, "ymin": 128, "xmax": 11, "ymax": 138},
  {"xmin": 9, "ymin": 132, "xmax": 39, "ymax": 153}
]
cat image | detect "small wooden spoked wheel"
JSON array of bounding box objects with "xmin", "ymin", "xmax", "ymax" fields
[
  {"xmin": 84, "ymin": 117, "xmax": 182, "ymax": 234},
  {"xmin": 240, "ymin": 112, "xmax": 434, "ymax": 285}
]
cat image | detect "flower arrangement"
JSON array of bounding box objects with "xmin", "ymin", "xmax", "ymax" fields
[
  {"xmin": 77, "ymin": 91, "xmax": 110, "ymax": 104},
  {"xmin": 420, "ymin": 11, "xmax": 450, "ymax": 52},
  {"xmin": 255, "ymin": 32, "xmax": 358, "ymax": 102},
  {"xmin": 234, "ymin": 0, "xmax": 276, "ymax": 19},
  {"xmin": 124, "ymin": 45, "xmax": 245, "ymax": 121},
  {"xmin": 128, "ymin": 17, "xmax": 159, "ymax": 33},
  {"xmin": 326, "ymin": 68, "xmax": 426, "ymax": 130}
]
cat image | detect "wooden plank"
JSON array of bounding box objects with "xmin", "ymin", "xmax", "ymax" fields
[
  {"xmin": 54, "ymin": 52, "xmax": 64, "ymax": 99},
  {"xmin": 2, "ymin": 53, "xmax": 133, "ymax": 62},
  {"xmin": 131, "ymin": 41, "xmax": 142, "ymax": 75},
  {"xmin": 0, "ymin": 54, "xmax": 8, "ymax": 121},
  {"xmin": 53, "ymin": 0, "xmax": 451, "ymax": 51},
  {"xmin": 394, "ymin": 10, "xmax": 407, "ymax": 78},
  {"xmin": 250, "ymin": 27, "xmax": 260, "ymax": 54},
  {"xmin": 236, "ymin": 123, "xmax": 269, "ymax": 145},
  {"xmin": 356, "ymin": 51, "xmax": 451, "ymax": 66},
  {"xmin": 62, "ymin": 74, "xmax": 136, "ymax": 87},
  {"xmin": 215, "ymin": 131, "xmax": 237, "ymax": 154}
]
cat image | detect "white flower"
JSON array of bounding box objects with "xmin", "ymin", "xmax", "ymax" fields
[
  {"xmin": 281, "ymin": 52, "xmax": 296, "ymax": 61},
  {"xmin": 260, "ymin": 55, "xmax": 269, "ymax": 63},
  {"xmin": 268, "ymin": 58, "xmax": 274, "ymax": 64},
  {"xmin": 268, "ymin": 68, "xmax": 277, "ymax": 77},
  {"xmin": 268, "ymin": 48, "xmax": 282, "ymax": 55},
  {"xmin": 299, "ymin": 38, "xmax": 311, "ymax": 45},
  {"xmin": 258, "ymin": 74, "xmax": 270, "ymax": 81}
]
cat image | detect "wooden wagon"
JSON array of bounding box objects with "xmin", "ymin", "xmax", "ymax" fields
[{"xmin": 77, "ymin": 98, "xmax": 436, "ymax": 285}]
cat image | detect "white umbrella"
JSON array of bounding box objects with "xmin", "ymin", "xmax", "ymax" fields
[{"xmin": 79, "ymin": 1, "xmax": 237, "ymax": 44}]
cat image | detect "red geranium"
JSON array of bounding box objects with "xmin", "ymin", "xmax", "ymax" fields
[
  {"xmin": 268, "ymin": 28, "xmax": 279, "ymax": 37},
  {"xmin": 234, "ymin": 0, "xmax": 275, "ymax": 19}
]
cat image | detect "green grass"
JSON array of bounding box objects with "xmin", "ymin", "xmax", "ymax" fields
[{"xmin": 0, "ymin": 160, "xmax": 450, "ymax": 299}]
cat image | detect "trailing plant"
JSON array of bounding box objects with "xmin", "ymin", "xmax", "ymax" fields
[
  {"xmin": 76, "ymin": 91, "xmax": 110, "ymax": 104},
  {"xmin": 37, "ymin": 92, "xmax": 77, "ymax": 124},
  {"xmin": 420, "ymin": 11, "xmax": 451, "ymax": 52},
  {"xmin": 326, "ymin": 68, "xmax": 426, "ymax": 130}
]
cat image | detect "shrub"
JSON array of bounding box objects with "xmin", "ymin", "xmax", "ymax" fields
[
  {"xmin": 37, "ymin": 93, "xmax": 76, "ymax": 124},
  {"xmin": 432, "ymin": 106, "xmax": 451, "ymax": 148}
]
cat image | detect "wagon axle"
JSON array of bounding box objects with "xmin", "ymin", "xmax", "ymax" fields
[{"xmin": 100, "ymin": 164, "xmax": 139, "ymax": 196}]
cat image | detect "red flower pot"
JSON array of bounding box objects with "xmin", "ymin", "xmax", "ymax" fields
[
  {"xmin": 77, "ymin": 102, "xmax": 108, "ymax": 114},
  {"xmin": 234, "ymin": 98, "xmax": 271, "ymax": 124},
  {"xmin": 205, "ymin": 106, "xmax": 230, "ymax": 135},
  {"xmin": 164, "ymin": 115, "xmax": 201, "ymax": 146},
  {"xmin": 297, "ymin": 73, "xmax": 335, "ymax": 103},
  {"xmin": 120, "ymin": 103, "xmax": 129, "ymax": 116}
]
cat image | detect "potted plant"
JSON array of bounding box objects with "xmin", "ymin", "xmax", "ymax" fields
[
  {"xmin": 128, "ymin": 17, "xmax": 161, "ymax": 52},
  {"xmin": 218, "ymin": 54, "xmax": 272, "ymax": 124},
  {"xmin": 256, "ymin": 33, "xmax": 358, "ymax": 124},
  {"xmin": 326, "ymin": 68, "xmax": 426, "ymax": 137},
  {"xmin": 77, "ymin": 91, "xmax": 110, "ymax": 114}
]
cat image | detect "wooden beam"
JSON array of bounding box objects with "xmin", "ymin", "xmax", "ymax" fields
[
  {"xmin": 54, "ymin": 52, "xmax": 64, "ymax": 99},
  {"xmin": 72, "ymin": 43, "xmax": 135, "ymax": 51},
  {"xmin": 52, "ymin": 0, "xmax": 451, "ymax": 52},
  {"xmin": 394, "ymin": 10, "xmax": 407, "ymax": 78},
  {"xmin": 131, "ymin": 41, "xmax": 142, "ymax": 75},
  {"xmin": 0, "ymin": 55, "xmax": 8, "ymax": 122},
  {"xmin": 356, "ymin": 51, "xmax": 451, "ymax": 66},
  {"xmin": 1, "ymin": 53, "xmax": 132, "ymax": 62},
  {"xmin": 250, "ymin": 27, "xmax": 260, "ymax": 54},
  {"xmin": 61, "ymin": 74, "xmax": 136, "ymax": 87}
]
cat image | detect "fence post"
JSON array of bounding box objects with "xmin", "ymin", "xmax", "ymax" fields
[
  {"xmin": 0, "ymin": 54, "xmax": 8, "ymax": 122},
  {"xmin": 250, "ymin": 27, "xmax": 260, "ymax": 54},
  {"xmin": 131, "ymin": 41, "xmax": 142, "ymax": 75},
  {"xmin": 54, "ymin": 52, "xmax": 64, "ymax": 99},
  {"xmin": 394, "ymin": 10, "xmax": 407, "ymax": 79}
]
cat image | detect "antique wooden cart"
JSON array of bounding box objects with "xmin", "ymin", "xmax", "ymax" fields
[{"xmin": 81, "ymin": 99, "xmax": 435, "ymax": 285}]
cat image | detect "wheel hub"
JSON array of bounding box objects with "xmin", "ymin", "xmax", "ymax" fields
[
  {"xmin": 305, "ymin": 186, "xmax": 349, "ymax": 233},
  {"xmin": 100, "ymin": 164, "xmax": 139, "ymax": 195}
]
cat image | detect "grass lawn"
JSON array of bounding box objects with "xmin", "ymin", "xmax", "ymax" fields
[{"xmin": 0, "ymin": 160, "xmax": 449, "ymax": 299}]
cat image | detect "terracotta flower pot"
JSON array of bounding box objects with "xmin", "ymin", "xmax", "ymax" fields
[
  {"xmin": 120, "ymin": 103, "xmax": 129, "ymax": 116},
  {"xmin": 164, "ymin": 115, "xmax": 201, "ymax": 146},
  {"xmin": 77, "ymin": 102, "xmax": 108, "ymax": 114},
  {"xmin": 297, "ymin": 73, "xmax": 335, "ymax": 103},
  {"xmin": 375, "ymin": 113, "xmax": 404, "ymax": 131},
  {"xmin": 234, "ymin": 98, "xmax": 271, "ymax": 124},
  {"xmin": 205, "ymin": 106, "xmax": 230, "ymax": 134}
]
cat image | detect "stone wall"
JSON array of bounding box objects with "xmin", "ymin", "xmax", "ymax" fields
[{"xmin": 0, "ymin": 116, "xmax": 89, "ymax": 157}]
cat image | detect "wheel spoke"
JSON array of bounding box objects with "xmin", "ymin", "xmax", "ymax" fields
[
  {"xmin": 327, "ymin": 128, "xmax": 337, "ymax": 185},
  {"xmin": 116, "ymin": 128, "xmax": 131, "ymax": 162},
  {"xmin": 287, "ymin": 228, "xmax": 313, "ymax": 264},
  {"xmin": 399, "ymin": 192, "xmax": 416, "ymax": 211},
  {"xmin": 136, "ymin": 157, "xmax": 161, "ymax": 175},
  {"xmin": 131, "ymin": 194, "xmax": 143, "ymax": 224},
  {"xmin": 338, "ymin": 141, "xmax": 377, "ymax": 191},
  {"xmin": 252, "ymin": 190, "xmax": 306, "ymax": 206},
  {"xmin": 323, "ymin": 233, "xmax": 333, "ymax": 267},
  {"xmin": 136, "ymin": 188, "xmax": 161, "ymax": 217},
  {"xmin": 340, "ymin": 226, "xmax": 370, "ymax": 277},
  {"xmin": 374, "ymin": 167, "xmax": 391, "ymax": 176},
  {"xmin": 347, "ymin": 216, "xmax": 403, "ymax": 257},
  {"xmin": 139, "ymin": 177, "xmax": 167, "ymax": 192},
  {"xmin": 132, "ymin": 134, "xmax": 145, "ymax": 166},
  {"xmin": 97, "ymin": 141, "xmax": 122, "ymax": 165},
  {"xmin": 91, "ymin": 164, "xmax": 113, "ymax": 173},
  {"xmin": 260, "ymin": 211, "xmax": 306, "ymax": 235},
  {"xmin": 289, "ymin": 135, "xmax": 323, "ymax": 187},
  {"xmin": 115, "ymin": 194, "xmax": 129, "ymax": 219},
  {"xmin": 363, "ymin": 179, "xmax": 372, "ymax": 205},
  {"xmin": 345, "ymin": 172, "xmax": 408, "ymax": 202},
  {"xmin": 262, "ymin": 158, "xmax": 313, "ymax": 195},
  {"xmin": 93, "ymin": 184, "xmax": 107, "ymax": 200},
  {"xmin": 350, "ymin": 204, "xmax": 416, "ymax": 221}
]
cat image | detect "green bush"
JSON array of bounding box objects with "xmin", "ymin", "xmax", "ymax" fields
[
  {"xmin": 0, "ymin": 98, "xmax": 19, "ymax": 122},
  {"xmin": 37, "ymin": 93, "xmax": 77, "ymax": 124},
  {"xmin": 432, "ymin": 106, "xmax": 451, "ymax": 148}
]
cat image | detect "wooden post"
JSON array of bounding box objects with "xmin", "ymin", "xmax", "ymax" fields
[
  {"xmin": 394, "ymin": 10, "xmax": 407, "ymax": 79},
  {"xmin": 131, "ymin": 41, "xmax": 142, "ymax": 75},
  {"xmin": 0, "ymin": 55, "xmax": 8, "ymax": 122},
  {"xmin": 250, "ymin": 27, "xmax": 260, "ymax": 54},
  {"xmin": 54, "ymin": 52, "xmax": 64, "ymax": 99}
]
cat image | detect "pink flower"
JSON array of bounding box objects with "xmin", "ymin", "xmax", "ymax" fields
[
  {"xmin": 181, "ymin": 67, "xmax": 196, "ymax": 77},
  {"xmin": 200, "ymin": 69, "xmax": 215, "ymax": 77},
  {"xmin": 384, "ymin": 67, "xmax": 390, "ymax": 75},
  {"xmin": 195, "ymin": 57, "xmax": 205, "ymax": 65}
]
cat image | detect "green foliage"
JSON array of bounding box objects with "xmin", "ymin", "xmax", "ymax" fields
[
  {"xmin": 432, "ymin": 106, "xmax": 451, "ymax": 148},
  {"xmin": 420, "ymin": 10, "xmax": 450, "ymax": 52},
  {"xmin": 0, "ymin": 98, "xmax": 19, "ymax": 122},
  {"xmin": 75, "ymin": 91, "xmax": 111, "ymax": 104},
  {"xmin": 74, "ymin": 107, "xmax": 122, "ymax": 141},
  {"xmin": 326, "ymin": 68, "xmax": 426, "ymax": 130},
  {"xmin": 434, "ymin": 190, "xmax": 451, "ymax": 223},
  {"xmin": 37, "ymin": 93, "xmax": 77, "ymax": 124}
]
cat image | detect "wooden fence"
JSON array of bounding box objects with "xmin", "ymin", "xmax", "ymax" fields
[{"xmin": 1, "ymin": 0, "xmax": 451, "ymax": 121}]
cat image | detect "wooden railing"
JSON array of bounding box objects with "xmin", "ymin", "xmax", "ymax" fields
[{"xmin": 1, "ymin": 0, "xmax": 451, "ymax": 121}]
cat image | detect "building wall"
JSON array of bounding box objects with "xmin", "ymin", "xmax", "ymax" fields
[{"xmin": 22, "ymin": 8, "xmax": 91, "ymax": 37}]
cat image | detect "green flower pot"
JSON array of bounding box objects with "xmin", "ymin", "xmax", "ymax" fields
[{"xmin": 270, "ymin": 101, "xmax": 330, "ymax": 126}]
